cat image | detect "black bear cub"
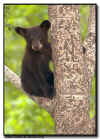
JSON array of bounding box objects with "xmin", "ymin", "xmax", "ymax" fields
[{"xmin": 15, "ymin": 20, "xmax": 54, "ymax": 99}]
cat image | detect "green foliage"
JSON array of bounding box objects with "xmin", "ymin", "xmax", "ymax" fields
[
  {"xmin": 80, "ymin": 5, "xmax": 89, "ymax": 41},
  {"xmin": 5, "ymin": 5, "xmax": 96, "ymax": 135},
  {"xmin": 5, "ymin": 82, "xmax": 55, "ymax": 134},
  {"xmin": 49, "ymin": 61, "xmax": 54, "ymax": 72}
]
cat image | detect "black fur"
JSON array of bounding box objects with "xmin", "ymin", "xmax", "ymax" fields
[{"xmin": 15, "ymin": 20, "xmax": 54, "ymax": 99}]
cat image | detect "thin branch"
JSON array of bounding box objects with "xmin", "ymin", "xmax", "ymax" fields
[
  {"xmin": 5, "ymin": 65, "xmax": 56, "ymax": 114},
  {"xmin": 82, "ymin": 5, "xmax": 96, "ymax": 134},
  {"xmin": 83, "ymin": 5, "xmax": 96, "ymax": 78}
]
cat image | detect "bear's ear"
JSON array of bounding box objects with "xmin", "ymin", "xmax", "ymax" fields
[
  {"xmin": 40, "ymin": 20, "xmax": 51, "ymax": 31},
  {"xmin": 15, "ymin": 27, "xmax": 27, "ymax": 37}
]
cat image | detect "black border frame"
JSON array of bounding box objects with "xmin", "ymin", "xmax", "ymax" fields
[{"xmin": 3, "ymin": 3, "xmax": 98, "ymax": 137}]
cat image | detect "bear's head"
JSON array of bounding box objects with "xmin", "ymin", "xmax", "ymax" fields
[{"xmin": 15, "ymin": 20, "xmax": 51, "ymax": 51}]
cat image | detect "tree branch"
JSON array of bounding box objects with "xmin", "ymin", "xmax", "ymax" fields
[
  {"xmin": 5, "ymin": 65, "xmax": 56, "ymax": 114},
  {"xmin": 83, "ymin": 5, "xmax": 96, "ymax": 78},
  {"xmin": 82, "ymin": 5, "xmax": 96, "ymax": 134}
]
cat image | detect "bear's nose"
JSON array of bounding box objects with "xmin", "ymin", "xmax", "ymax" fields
[
  {"xmin": 34, "ymin": 45, "xmax": 38, "ymax": 49},
  {"xmin": 32, "ymin": 44, "xmax": 38, "ymax": 50}
]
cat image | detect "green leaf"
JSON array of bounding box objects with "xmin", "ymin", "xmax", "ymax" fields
[{"xmin": 49, "ymin": 60, "xmax": 54, "ymax": 72}]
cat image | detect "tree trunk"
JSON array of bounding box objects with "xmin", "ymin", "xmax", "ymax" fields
[{"xmin": 48, "ymin": 5, "xmax": 96, "ymax": 135}]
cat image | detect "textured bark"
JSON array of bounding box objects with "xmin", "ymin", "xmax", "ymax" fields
[
  {"xmin": 82, "ymin": 5, "xmax": 96, "ymax": 134},
  {"xmin": 48, "ymin": 5, "xmax": 96, "ymax": 135},
  {"xmin": 83, "ymin": 5, "xmax": 96, "ymax": 78},
  {"xmin": 82, "ymin": 5, "xmax": 96, "ymax": 98}
]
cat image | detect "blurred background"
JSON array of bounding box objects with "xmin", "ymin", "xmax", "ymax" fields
[{"xmin": 4, "ymin": 5, "xmax": 96, "ymax": 135}]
